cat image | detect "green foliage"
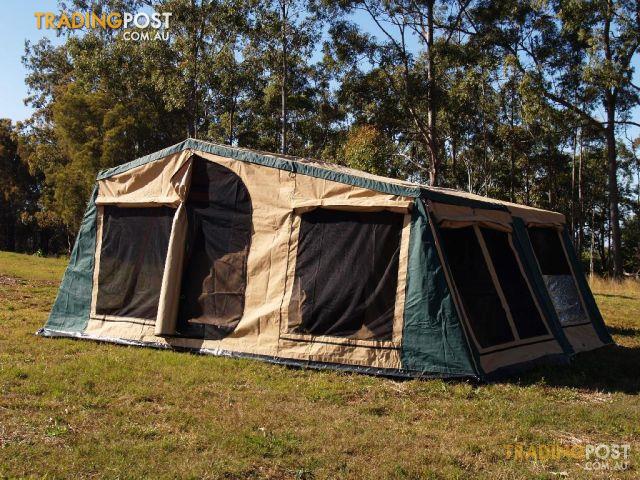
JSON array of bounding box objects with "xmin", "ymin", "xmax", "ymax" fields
[
  {"xmin": 343, "ymin": 124, "xmax": 400, "ymax": 177},
  {"xmin": 0, "ymin": 120, "xmax": 45, "ymax": 252},
  {"xmin": 0, "ymin": 120, "xmax": 26, "ymax": 207},
  {"xmin": 622, "ymin": 215, "xmax": 640, "ymax": 275}
]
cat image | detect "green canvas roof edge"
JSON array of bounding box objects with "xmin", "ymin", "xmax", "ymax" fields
[
  {"xmin": 420, "ymin": 189, "xmax": 510, "ymax": 211},
  {"xmin": 96, "ymin": 139, "xmax": 188, "ymax": 180},
  {"xmin": 97, "ymin": 138, "xmax": 424, "ymax": 198},
  {"xmin": 96, "ymin": 138, "xmax": 522, "ymax": 211}
]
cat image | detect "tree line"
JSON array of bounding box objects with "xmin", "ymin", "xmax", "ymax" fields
[{"xmin": 1, "ymin": 0, "xmax": 639, "ymax": 277}]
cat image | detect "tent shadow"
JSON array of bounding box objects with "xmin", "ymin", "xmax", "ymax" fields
[
  {"xmin": 505, "ymin": 343, "xmax": 640, "ymax": 394},
  {"xmin": 594, "ymin": 292, "xmax": 636, "ymax": 300},
  {"xmin": 607, "ymin": 326, "xmax": 638, "ymax": 337}
]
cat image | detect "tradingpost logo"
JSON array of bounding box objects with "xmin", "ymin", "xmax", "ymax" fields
[
  {"xmin": 505, "ymin": 442, "xmax": 632, "ymax": 472},
  {"xmin": 34, "ymin": 11, "xmax": 172, "ymax": 41}
]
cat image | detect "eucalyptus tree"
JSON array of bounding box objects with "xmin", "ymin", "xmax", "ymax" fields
[
  {"xmin": 473, "ymin": 0, "xmax": 640, "ymax": 277},
  {"xmin": 328, "ymin": 0, "xmax": 484, "ymax": 185},
  {"xmin": 247, "ymin": 0, "xmax": 325, "ymax": 154},
  {"xmin": 160, "ymin": 0, "xmax": 253, "ymax": 138}
]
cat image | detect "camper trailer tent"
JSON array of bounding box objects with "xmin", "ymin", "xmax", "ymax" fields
[{"xmin": 40, "ymin": 138, "xmax": 613, "ymax": 380}]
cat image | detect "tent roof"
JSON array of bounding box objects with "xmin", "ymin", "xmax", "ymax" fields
[{"xmin": 97, "ymin": 138, "xmax": 564, "ymax": 223}]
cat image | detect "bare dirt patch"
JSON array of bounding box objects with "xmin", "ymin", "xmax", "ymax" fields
[{"xmin": 0, "ymin": 275, "xmax": 25, "ymax": 287}]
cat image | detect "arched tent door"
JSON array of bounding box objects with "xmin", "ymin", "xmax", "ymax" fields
[{"xmin": 176, "ymin": 156, "xmax": 253, "ymax": 339}]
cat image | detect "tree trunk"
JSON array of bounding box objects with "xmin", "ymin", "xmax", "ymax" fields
[
  {"xmin": 599, "ymin": 214, "xmax": 607, "ymax": 274},
  {"xmin": 425, "ymin": 0, "xmax": 438, "ymax": 185},
  {"xmin": 589, "ymin": 208, "xmax": 595, "ymax": 278},
  {"xmin": 280, "ymin": 0, "xmax": 288, "ymax": 155},
  {"xmin": 228, "ymin": 96, "xmax": 236, "ymax": 145},
  {"xmin": 67, "ymin": 231, "xmax": 73, "ymax": 257},
  {"xmin": 509, "ymin": 142, "xmax": 515, "ymax": 202},
  {"xmin": 524, "ymin": 156, "xmax": 530, "ymax": 205},
  {"xmin": 605, "ymin": 95, "xmax": 623, "ymax": 277},
  {"xmin": 451, "ymin": 137, "xmax": 457, "ymax": 187},
  {"xmin": 577, "ymin": 128, "xmax": 584, "ymax": 252},
  {"xmin": 571, "ymin": 128, "xmax": 577, "ymax": 240},
  {"xmin": 4, "ymin": 210, "xmax": 16, "ymax": 252},
  {"xmin": 188, "ymin": 39, "xmax": 199, "ymax": 138},
  {"xmin": 602, "ymin": 0, "xmax": 623, "ymax": 278},
  {"xmin": 509, "ymin": 83, "xmax": 516, "ymax": 202},
  {"xmin": 39, "ymin": 228, "xmax": 50, "ymax": 256},
  {"xmin": 547, "ymin": 139, "xmax": 556, "ymax": 207}
]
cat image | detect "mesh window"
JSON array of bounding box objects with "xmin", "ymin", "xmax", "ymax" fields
[
  {"xmin": 177, "ymin": 158, "xmax": 252, "ymax": 336},
  {"xmin": 528, "ymin": 227, "xmax": 587, "ymax": 326},
  {"xmin": 287, "ymin": 209, "xmax": 403, "ymax": 341},
  {"xmin": 528, "ymin": 227, "xmax": 571, "ymax": 275},
  {"xmin": 439, "ymin": 226, "xmax": 514, "ymax": 348},
  {"xmin": 480, "ymin": 228, "xmax": 548, "ymax": 339},
  {"xmin": 96, "ymin": 206, "xmax": 174, "ymax": 319}
]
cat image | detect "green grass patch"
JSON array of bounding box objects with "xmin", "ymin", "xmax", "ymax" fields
[{"xmin": 0, "ymin": 250, "xmax": 638, "ymax": 478}]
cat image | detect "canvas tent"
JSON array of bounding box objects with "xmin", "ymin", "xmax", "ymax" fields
[{"xmin": 39, "ymin": 138, "xmax": 613, "ymax": 380}]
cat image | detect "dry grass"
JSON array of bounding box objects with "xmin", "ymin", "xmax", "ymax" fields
[
  {"xmin": 589, "ymin": 275, "xmax": 640, "ymax": 298},
  {"xmin": 0, "ymin": 252, "xmax": 638, "ymax": 479}
]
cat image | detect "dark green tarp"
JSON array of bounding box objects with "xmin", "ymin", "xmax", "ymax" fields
[
  {"xmin": 45, "ymin": 187, "xmax": 98, "ymax": 333},
  {"xmin": 401, "ymin": 200, "xmax": 478, "ymax": 378}
]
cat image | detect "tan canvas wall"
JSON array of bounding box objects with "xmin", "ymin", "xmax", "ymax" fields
[
  {"xmin": 479, "ymin": 339, "xmax": 564, "ymax": 373},
  {"xmin": 96, "ymin": 150, "xmax": 193, "ymax": 207},
  {"xmin": 87, "ymin": 151, "xmax": 414, "ymax": 370},
  {"xmin": 562, "ymin": 324, "xmax": 604, "ymax": 352},
  {"xmin": 428, "ymin": 202, "xmax": 513, "ymax": 231},
  {"xmin": 506, "ymin": 204, "xmax": 565, "ymax": 227},
  {"xmin": 427, "ymin": 186, "xmax": 566, "ymax": 226},
  {"xmin": 155, "ymin": 203, "xmax": 188, "ymax": 336}
]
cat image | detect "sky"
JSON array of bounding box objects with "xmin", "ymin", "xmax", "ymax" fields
[
  {"xmin": 0, "ymin": 0, "xmax": 62, "ymax": 122},
  {"xmin": 0, "ymin": 0, "xmax": 637, "ymax": 143}
]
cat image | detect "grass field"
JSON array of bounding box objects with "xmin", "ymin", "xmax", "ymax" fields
[{"xmin": 1, "ymin": 250, "xmax": 638, "ymax": 479}]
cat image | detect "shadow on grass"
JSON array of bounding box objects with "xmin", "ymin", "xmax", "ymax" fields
[
  {"xmin": 608, "ymin": 326, "xmax": 640, "ymax": 337},
  {"xmin": 511, "ymin": 344, "xmax": 640, "ymax": 394},
  {"xmin": 593, "ymin": 292, "xmax": 636, "ymax": 300}
]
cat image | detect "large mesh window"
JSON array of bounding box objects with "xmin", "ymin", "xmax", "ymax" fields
[
  {"xmin": 177, "ymin": 158, "xmax": 252, "ymax": 337},
  {"xmin": 287, "ymin": 208, "xmax": 403, "ymax": 341},
  {"xmin": 96, "ymin": 206, "xmax": 174, "ymax": 319},
  {"xmin": 480, "ymin": 228, "xmax": 548, "ymax": 339},
  {"xmin": 439, "ymin": 226, "xmax": 514, "ymax": 348},
  {"xmin": 528, "ymin": 227, "xmax": 588, "ymax": 326}
]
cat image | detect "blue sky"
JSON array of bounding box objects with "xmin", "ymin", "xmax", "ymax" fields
[
  {"xmin": 0, "ymin": 0, "xmax": 62, "ymax": 121},
  {"xmin": 0, "ymin": 0, "xmax": 637, "ymax": 143}
]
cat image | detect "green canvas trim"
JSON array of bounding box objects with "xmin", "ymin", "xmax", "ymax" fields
[
  {"xmin": 401, "ymin": 199, "xmax": 478, "ymax": 378},
  {"xmin": 96, "ymin": 140, "xmax": 189, "ymax": 179},
  {"xmin": 421, "ymin": 189, "xmax": 510, "ymax": 211},
  {"xmin": 511, "ymin": 217, "xmax": 574, "ymax": 355},
  {"xmin": 97, "ymin": 138, "xmax": 422, "ymax": 198},
  {"xmin": 96, "ymin": 138, "xmax": 561, "ymax": 211},
  {"xmin": 45, "ymin": 186, "xmax": 98, "ymax": 333},
  {"xmin": 560, "ymin": 228, "xmax": 613, "ymax": 345}
]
